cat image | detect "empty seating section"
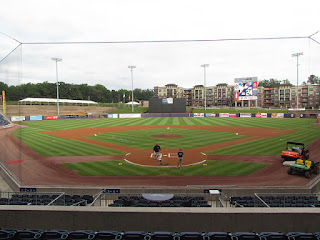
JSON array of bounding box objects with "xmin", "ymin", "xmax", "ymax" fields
[
  {"xmin": 230, "ymin": 195, "xmax": 320, "ymax": 208},
  {"xmin": 0, "ymin": 230, "xmax": 319, "ymax": 240},
  {"xmin": 108, "ymin": 195, "xmax": 211, "ymax": 207},
  {"xmin": 0, "ymin": 193, "xmax": 94, "ymax": 206},
  {"xmin": 0, "ymin": 113, "xmax": 10, "ymax": 127}
]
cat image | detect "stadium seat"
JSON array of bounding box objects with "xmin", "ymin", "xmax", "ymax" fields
[
  {"xmin": 0, "ymin": 229, "xmax": 17, "ymax": 240},
  {"xmin": 150, "ymin": 232, "xmax": 175, "ymax": 240},
  {"xmin": 15, "ymin": 229, "xmax": 43, "ymax": 240},
  {"xmin": 67, "ymin": 230, "xmax": 95, "ymax": 240},
  {"xmin": 180, "ymin": 232, "xmax": 204, "ymax": 240},
  {"xmin": 259, "ymin": 232, "xmax": 288, "ymax": 240},
  {"xmin": 41, "ymin": 230, "xmax": 69, "ymax": 240},
  {"xmin": 231, "ymin": 232, "xmax": 260, "ymax": 240},
  {"xmin": 122, "ymin": 231, "xmax": 151, "ymax": 240},
  {"xmin": 94, "ymin": 231, "xmax": 122, "ymax": 240},
  {"xmin": 287, "ymin": 233, "xmax": 318, "ymax": 240},
  {"xmin": 207, "ymin": 232, "xmax": 232, "ymax": 240}
]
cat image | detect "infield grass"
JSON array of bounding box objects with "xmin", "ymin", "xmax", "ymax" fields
[{"xmin": 62, "ymin": 159, "xmax": 268, "ymax": 176}]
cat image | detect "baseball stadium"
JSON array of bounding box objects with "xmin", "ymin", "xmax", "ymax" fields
[{"xmin": 1, "ymin": 34, "xmax": 320, "ymax": 236}]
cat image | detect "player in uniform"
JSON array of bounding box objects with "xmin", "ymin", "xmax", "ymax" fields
[
  {"xmin": 153, "ymin": 143, "xmax": 161, "ymax": 162},
  {"xmin": 177, "ymin": 148, "xmax": 183, "ymax": 169}
]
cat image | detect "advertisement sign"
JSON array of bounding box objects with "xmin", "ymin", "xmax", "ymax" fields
[
  {"xmin": 229, "ymin": 113, "xmax": 237, "ymax": 117},
  {"xmin": 272, "ymin": 113, "xmax": 284, "ymax": 118},
  {"xmin": 11, "ymin": 116, "xmax": 26, "ymax": 122},
  {"xmin": 107, "ymin": 114, "xmax": 118, "ymax": 118},
  {"xmin": 299, "ymin": 114, "xmax": 306, "ymax": 118},
  {"xmin": 46, "ymin": 115, "xmax": 59, "ymax": 120},
  {"xmin": 161, "ymin": 98, "xmax": 173, "ymax": 104},
  {"xmin": 30, "ymin": 115, "xmax": 43, "ymax": 121},
  {"xmin": 240, "ymin": 113, "xmax": 251, "ymax": 118},
  {"xmin": 119, "ymin": 114, "xmax": 141, "ymax": 118},
  {"xmin": 219, "ymin": 113, "xmax": 229, "ymax": 118},
  {"xmin": 255, "ymin": 113, "xmax": 268, "ymax": 118},
  {"xmin": 194, "ymin": 113, "xmax": 204, "ymax": 117},
  {"xmin": 206, "ymin": 113, "xmax": 218, "ymax": 117}
]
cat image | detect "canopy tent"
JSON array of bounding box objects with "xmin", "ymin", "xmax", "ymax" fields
[
  {"xmin": 125, "ymin": 101, "xmax": 140, "ymax": 106},
  {"xmin": 19, "ymin": 98, "xmax": 98, "ymax": 105}
]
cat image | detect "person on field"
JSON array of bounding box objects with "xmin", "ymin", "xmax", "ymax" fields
[
  {"xmin": 153, "ymin": 143, "xmax": 161, "ymax": 161},
  {"xmin": 177, "ymin": 148, "xmax": 183, "ymax": 169}
]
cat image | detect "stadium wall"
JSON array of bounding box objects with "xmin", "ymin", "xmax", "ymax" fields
[{"xmin": 1, "ymin": 206, "xmax": 320, "ymax": 232}]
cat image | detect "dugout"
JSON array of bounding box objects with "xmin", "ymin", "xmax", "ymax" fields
[{"xmin": 149, "ymin": 98, "xmax": 186, "ymax": 113}]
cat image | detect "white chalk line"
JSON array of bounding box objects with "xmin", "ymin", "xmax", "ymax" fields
[{"xmin": 124, "ymin": 158, "xmax": 207, "ymax": 168}]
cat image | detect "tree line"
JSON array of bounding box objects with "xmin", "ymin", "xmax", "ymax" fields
[
  {"xmin": 0, "ymin": 81, "xmax": 154, "ymax": 103},
  {"xmin": 258, "ymin": 75, "xmax": 319, "ymax": 88}
]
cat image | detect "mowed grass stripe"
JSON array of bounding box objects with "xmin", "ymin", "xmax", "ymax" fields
[
  {"xmin": 14, "ymin": 130, "xmax": 125, "ymax": 156},
  {"xmin": 89, "ymin": 129, "xmax": 246, "ymax": 150},
  {"xmin": 62, "ymin": 160, "xmax": 268, "ymax": 176}
]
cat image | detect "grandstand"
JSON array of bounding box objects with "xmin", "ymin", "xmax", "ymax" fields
[
  {"xmin": 0, "ymin": 229, "xmax": 319, "ymax": 240},
  {"xmin": 0, "ymin": 111, "xmax": 11, "ymax": 128}
]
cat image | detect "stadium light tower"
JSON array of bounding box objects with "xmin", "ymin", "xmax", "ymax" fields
[
  {"xmin": 292, "ymin": 52, "xmax": 303, "ymax": 109},
  {"xmin": 51, "ymin": 58, "xmax": 62, "ymax": 115},
  {"xmin": 201, "ymin": 64, "xmax": 209, "ymax": 111},
  {"xmin": 128, "ymin": 65, "xmax": 136, "ymax": 112}
]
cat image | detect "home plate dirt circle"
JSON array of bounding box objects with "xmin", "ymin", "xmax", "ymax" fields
[{"xmin": 124, "ymin": 149, "xmax": 206, "ymax": 167}]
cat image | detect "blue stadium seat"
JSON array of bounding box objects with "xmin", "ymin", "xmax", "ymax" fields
[
  {"xmin": 180, "ymin": 232, "xmax": 204, "ymax": 240},
  {"xmin": 287, "ymin": 233, "xmax": 318, "ymax": 240},
  {"xmin": 207, "ymin": 232, "xmax": 232, "ymax": 240},
  {"xmin": 94, "ymin": 231, "xmax": 122, "ymax": 240},
  {"xmin": 231, "ymin": 232, "xmax": 259, "ymax": 240},
  {"xmin": 41, "ymin": 230, "xmax": 69, "ymax": 240},
  {"xmin": 0, "ymin": 229, "xmax": 17, "ymax": 240},
  {"xmin": 150, "ymin": 232, "xmax": 175, "ymax": 240},
  {"xmin": 122, "ymin": 231, "xmax": 151, "ymax": 240},
  {"xmin": 15, "ymin": 229, "xmax": 43, "ymax": 240},
  {"xmin": 259, "ymin": 232, "xmax": 288, "ymax": 240},
  {"xmin": 67, "ymin": 230, "xmax": 95, "ymax": 240}
]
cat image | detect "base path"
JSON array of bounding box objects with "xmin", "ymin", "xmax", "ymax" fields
[{"xmin": 0, "ymin": 124, "xmax": 319, "ymax": 187}]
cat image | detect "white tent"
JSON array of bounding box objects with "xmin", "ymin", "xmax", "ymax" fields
[
  {"xmin": 125, "ymin": 101, "xmax": 140, "ymax": 106},
  {"xmin": 19, "ymin": 98, "xmax": 98, "ymax": 105}
]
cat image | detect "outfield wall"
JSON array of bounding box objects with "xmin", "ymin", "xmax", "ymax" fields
[{"xmin": 8, "ymin": 112, "xmax": 320, "ymax": 122}]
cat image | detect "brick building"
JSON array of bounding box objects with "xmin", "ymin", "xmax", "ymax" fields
[{"xmin": 154, "ymin": 83, "xmax": 320, "ymax": 109}]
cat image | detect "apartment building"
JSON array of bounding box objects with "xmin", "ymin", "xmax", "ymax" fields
[
  {"xmin": 154, "ymin": 83, "xmax": 320, "ymax": 108},
  {"xmin": 261, "ymin": 85, "xmax": 320, "ymax": 109},
  {"xmin": 154, "ymin": 84, "xmax": 184, "ymax": 99}
]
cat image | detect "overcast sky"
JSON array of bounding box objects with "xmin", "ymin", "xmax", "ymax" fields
[{"xmin": 1, "ymin": 0, "xmax": 320, "ymax": 91}]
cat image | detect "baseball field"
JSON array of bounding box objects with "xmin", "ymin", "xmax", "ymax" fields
[{"xmin": 2, "ymin": 117, "xmax": 320, "ymax": 186}]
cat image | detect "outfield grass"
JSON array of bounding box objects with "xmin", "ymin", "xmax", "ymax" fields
[{"xmin": 62, "ymin": 159, "xmax": 268, "ymax": 176}]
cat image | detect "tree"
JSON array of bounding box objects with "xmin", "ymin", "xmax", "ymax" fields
[
  {"xmin": 307, "ymin": 75, "xmax": 319, "ymax": 85},
  {"xmin": 258, "ymin": 79, "xmax": 281, "ymax": 88}
]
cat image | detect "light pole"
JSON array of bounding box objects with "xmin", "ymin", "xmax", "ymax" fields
[
  {"xmin": 201, "ymin": 64, "xmax": 209, "ymax": 111},
  {"xmin": 128, "ymin": 65, "xmax": 136, "ymax": 112},
  {"xmin": 51, "ymin": 58, "xmax": 62, "ymax": 115},
  {"xmin": 292, "ymin": 52, "xmax": 303, "ymax": 109}
]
